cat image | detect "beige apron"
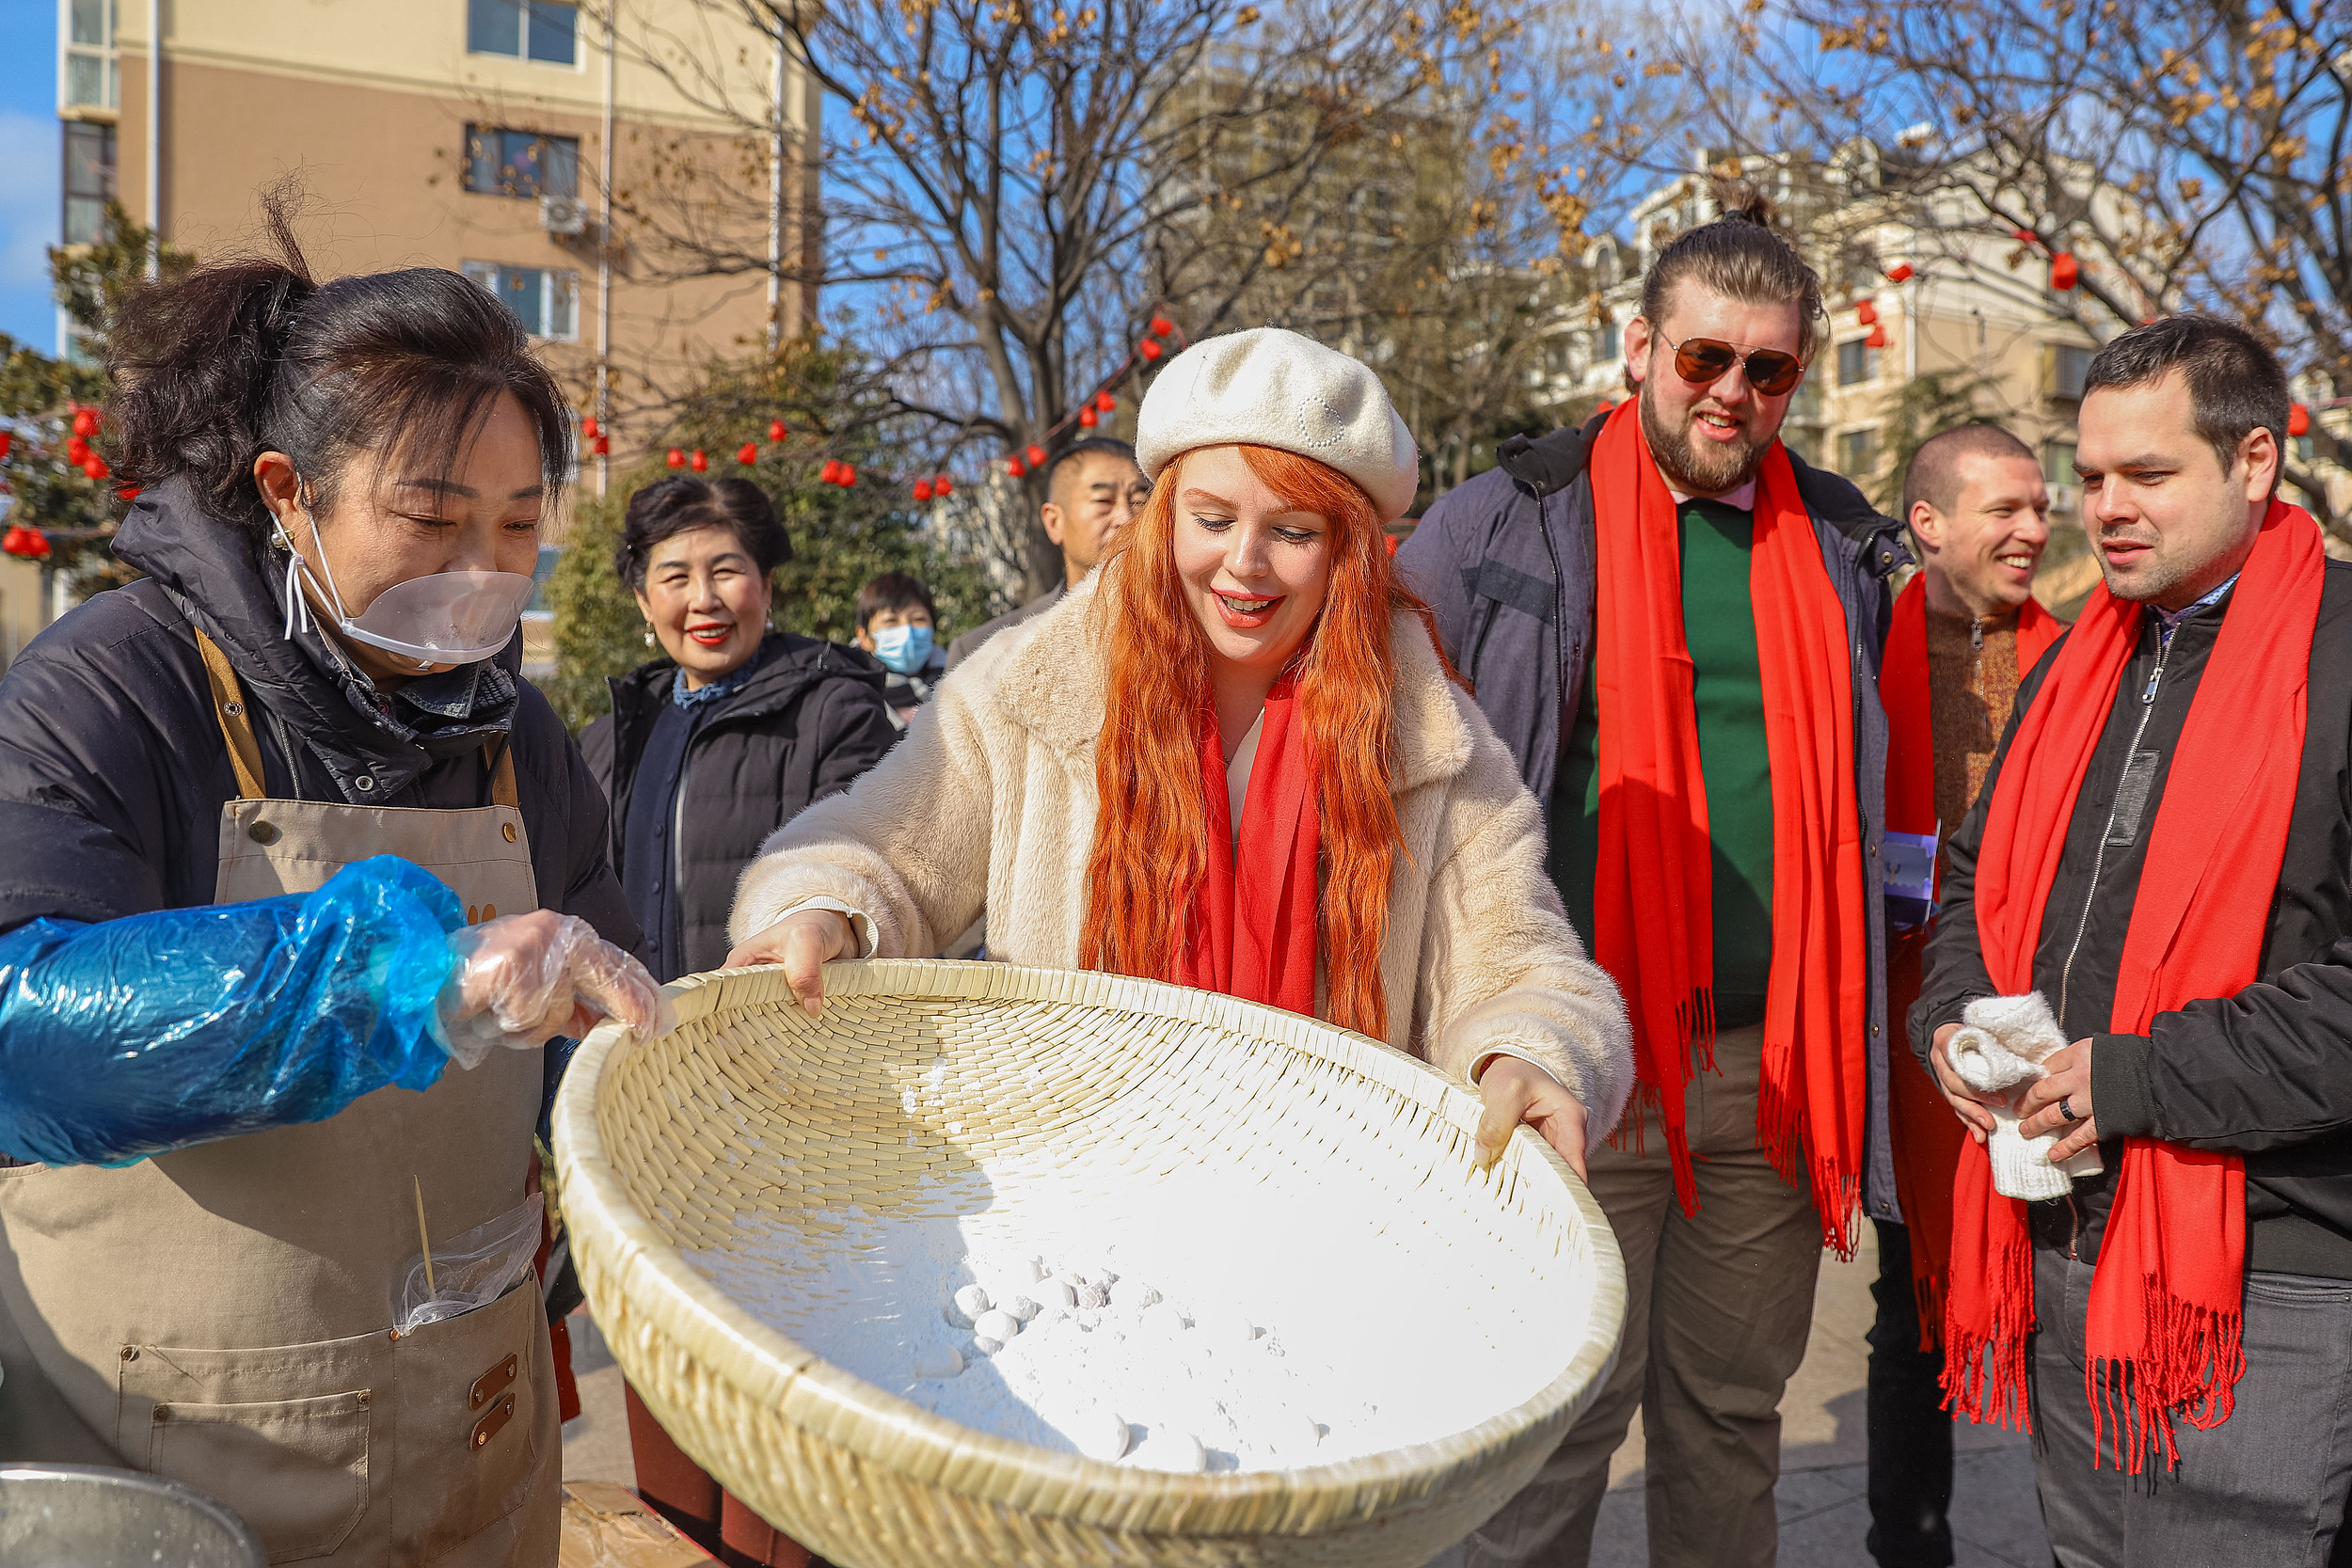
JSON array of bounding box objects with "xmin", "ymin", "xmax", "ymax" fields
[{"xmin": 0, "ymin": 629, "xmax": 560, "ymax": 1568}]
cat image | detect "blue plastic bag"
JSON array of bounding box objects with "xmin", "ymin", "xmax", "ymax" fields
[{"xmin": 0, "ymin": 855, "xmax": 465, "ymax": 1167}]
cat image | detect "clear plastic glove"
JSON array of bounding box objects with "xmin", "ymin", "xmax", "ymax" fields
[{"xmin": 438, "ymin": 911, "xmax": 675, "ymax": 1069}]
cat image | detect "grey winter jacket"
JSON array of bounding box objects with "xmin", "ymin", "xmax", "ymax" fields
[
  {"xmin": 0, "ymin": 480, "xmax": 636, "ymax": 947},
  {"xmin": 1397, "ymin": 415, "xmax": 1913, "ymax": 1222}
]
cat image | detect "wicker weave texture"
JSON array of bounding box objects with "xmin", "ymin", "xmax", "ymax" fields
[{"xmin": 554, "ymin": 960, "xmax": 1627, "ymax": 1568}]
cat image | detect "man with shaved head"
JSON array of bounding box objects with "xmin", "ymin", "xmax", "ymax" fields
[
  {"xmin": 946, "ymin": 437, "xmax": 1152, "ymax": 668},
  {"xmin": 1869, "ymin": 422, "xmax": 2058, "ymax": 1567}
]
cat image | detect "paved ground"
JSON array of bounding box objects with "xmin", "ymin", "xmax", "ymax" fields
[{"xmin": 561, "ymin": 1227, "xmax": 2051, "ymax": 1564}]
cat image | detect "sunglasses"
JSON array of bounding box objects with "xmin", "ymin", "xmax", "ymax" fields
[{"xmin": 1661, "ymin": 334, "xmax": 1807, "ymax": 397}]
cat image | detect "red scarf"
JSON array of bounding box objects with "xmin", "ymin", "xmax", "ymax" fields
[
  {"xmin": 1944, "ymin": 499, "xmax": 2322, "ymax": 1468},
  {"xmin": 1588, "ymin": 401, "xmax": 1872, "ymax": 1253},
  {"xmin": 1173, "ymin": 671, "xmax": 1321, "ymax": 1017},
  {"xmin": 1882, "ymin": 578, "xmax": 2061, "ymax": 1344}
]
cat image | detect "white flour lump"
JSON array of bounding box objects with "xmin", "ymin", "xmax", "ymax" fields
[{"xmin": 683, "ymin": 1172, "xmax": 1565, "ymax": 1475}]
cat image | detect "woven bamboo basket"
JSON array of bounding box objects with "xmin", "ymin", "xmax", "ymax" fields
[{"xmin": 554, "ymin": 960, "xmax": 1626, "ymax": 1568}]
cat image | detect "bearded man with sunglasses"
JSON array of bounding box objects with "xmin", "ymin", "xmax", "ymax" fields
[{"xmin": 1403, "ymin": 202, "xmax": 1909, "ymax": 1568}]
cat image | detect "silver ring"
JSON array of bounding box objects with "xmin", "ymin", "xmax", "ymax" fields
[{"xmin": 2058, "ymin": 1096, "xmax": 2081, "ymax": 1124}]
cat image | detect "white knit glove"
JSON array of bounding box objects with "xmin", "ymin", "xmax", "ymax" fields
[{"xmin": 1949, "ymin": 992, "xmax": 2104, "ymax": 1200}]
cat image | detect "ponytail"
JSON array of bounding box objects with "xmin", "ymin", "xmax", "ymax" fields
[{"xmin": 107, "ymin": 191, "xmax": 571, "ymax": 546}]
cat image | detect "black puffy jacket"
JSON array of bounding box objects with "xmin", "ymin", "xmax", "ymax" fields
[
  {"xmin": 1915, "ymin": 565, "xmax": 2352, "ymax": 1279},
  {"xmin": 0, "ymin": 479, "xmax": 636, "ymax": 945},
  {"xmin": 580, "ymin": 635, "xmax": 895, "ymax": 979}
]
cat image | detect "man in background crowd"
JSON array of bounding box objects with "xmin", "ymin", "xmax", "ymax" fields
[
  {"xmin": 1403, "ymin": 201, "xmax": 1906, "ymax": 1568},
  {"xmin": 854, "ymin": 571, "xmax": 946, "ymax": 728},
  {"xmin": 946, "ymin": 436, "xmax": 1151, "ymax": 668},
  {"xmin": 1870, "ymin": 423, "xmax": 2055, "ymax": 1568}
]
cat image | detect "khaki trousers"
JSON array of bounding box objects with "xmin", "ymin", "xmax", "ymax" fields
[{"xmin": 1448, "ymin": 1024, "xmax": 1824, "ymax": 1568}]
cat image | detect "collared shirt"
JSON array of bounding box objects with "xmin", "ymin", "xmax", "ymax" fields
[
  {"xmin": 2152, "ymin": 573, "xmax": 2239, "ymax": 645},
  {"xmin": 1667, "ymin": 477, "xmax": 1759, "ymax": 512}
]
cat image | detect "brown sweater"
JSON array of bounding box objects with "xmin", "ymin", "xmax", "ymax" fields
[{"xmin": 1925, "ymin": 604, "xmax": 2027, "ymax": 846}]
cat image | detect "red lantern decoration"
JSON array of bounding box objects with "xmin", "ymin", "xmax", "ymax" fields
[
  {"xmin": 83, "ymin": 455, "xmax": 109, "ymax": 480},
  {"xmin": 690, "ymin": 450, "xmax": 708, "ymax": 471},
  {"xmin": 1006, "ymin": 456, "xmax": 1026, "ymax": 478},
  {"xmin": 914, "ymin": 480, "xmax": 933, "ymax": 501},
  {"xmin": 1864, "ymin": 324, "xmax": 1889, "ymax": 350},
  {"xmin": 66, "ymin": 435, "xmax": 89, "ymax": 465},
  {"xmin": 581, "ymin": 416, "xmax": 599, "ymax": 438},
  {"xmin": 1025, "ymin": 444, "xmax": 1047, "ymax": 467},
  {"xmin": 840, "ymin": 465, "xmax": 858, "ymax": 487},
  {"xmin": 666, "ymin": 448, "xmax": 686, "ymax": 468},
  {"xmin": 0, "ymin": 431, "xmax": 13, "ymax": 460},
  {"xmin": 72, "ymin": 408, "xmax": 98, "ymax": 438},
  {"xmin": 2050, "ymin": 252, "xmax": 2078, "ymax": 291},
  {"xmin": 769, "ymin": 419, "xmax": 788, "ymax": 441},
  {"xmin": 1138, "ymin": 339, "xmax": 1162, "ymax": 361},
  {"xmin": 737, "ymin": 442, "xmax": 759, "ymax": 466},
  {"xmin": 592, "ymin": 434, "xmax": 611, "ymax": 455},
  {"xmin": 1855, "ymin": 300, "xmax": 1878, "ymax": 325},
  {"xmin": 1096, "ymin": 390, "xmax": 1116, "ymax": 412},
  {"xmin": 1884, "ymin": 261, "xmax": 1915, "ymax": 283},
  {"xmin": 1078, "ymin": 407, "xmax": 1099, "ymax": 428},
  {"xmin": 2290, "ymin": 404, "xmax": 2312, "ymax": 437},
  {"xmin": 1150, "ymin": 316, "xmax": 1174, "ymax": 337},
  {"xmin": 820, "ymin": 458, "xmax": 843, "ymax": 483},
  {"xmin": 934, "ymin": 474, "xmax": 954, "ymax": 497},
  {"xmin": 3, "ymin": 525, "xmax": 49, "ymax": 559}
]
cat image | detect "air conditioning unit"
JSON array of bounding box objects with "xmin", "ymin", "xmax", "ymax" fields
[{"xmin": 541, "ymin": 194, "xmax": 587, "ymax": 236}]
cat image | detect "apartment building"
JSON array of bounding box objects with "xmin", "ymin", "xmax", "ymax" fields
[{"xmin": 46, "ymin": 0, "xmax": 817, "ymax": 666}]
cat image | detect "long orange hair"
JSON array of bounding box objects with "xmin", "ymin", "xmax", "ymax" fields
[{"xmin": 1080, "ymin": 443, "xmax": 1449, "ymax": 1037}]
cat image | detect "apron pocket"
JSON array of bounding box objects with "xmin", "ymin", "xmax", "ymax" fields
[
  {"xmin": 393, "ymin": 1273, "xmax": 548, "ymax": 1562},
  {"xmin": 147, "ymin": 1389, "xmax": 372, "ymax": 1562}
]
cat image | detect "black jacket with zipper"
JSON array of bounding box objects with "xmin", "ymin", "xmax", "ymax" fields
[
  {"xmin": 1913, "ymin": 564, "xmax": 2352, "ymax": 1277},
  {"xmin": 580, "ymin": 633, "xmax": 895, "ymax": 980}
]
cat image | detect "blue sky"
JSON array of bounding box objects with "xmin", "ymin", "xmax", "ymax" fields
[{"xmin": 0, "ymin": 0, "xmax": 58, "ymax": 352}]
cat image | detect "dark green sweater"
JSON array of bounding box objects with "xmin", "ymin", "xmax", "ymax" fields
[{"xmin": 1550, "ymin": 497, "xmax": 1776, "ymax": 1027}]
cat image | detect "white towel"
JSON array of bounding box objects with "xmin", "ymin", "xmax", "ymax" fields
[{"xmin": 1947, "ymin": 991, "xmax": 2104, "ymax": 1201}]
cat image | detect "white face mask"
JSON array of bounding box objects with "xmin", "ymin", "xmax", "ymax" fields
[{"xmin": 278, "ymin": 502, "xmax": 535, "ymax": 670}]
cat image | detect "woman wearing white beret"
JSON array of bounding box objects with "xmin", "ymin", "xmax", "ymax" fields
[{"xmin": 724, "ymin": 327, "xmax": 1633, "ymax": 1167}]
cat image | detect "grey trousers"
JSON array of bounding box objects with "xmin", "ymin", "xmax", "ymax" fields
[
  {"xmin": 2030, "ymin": 1246, "xmax": 2352, "ymax": 1567},
  {"xmin": 1443, "ymin": 1024, "xmax": 1824, "ymax": 1568}
]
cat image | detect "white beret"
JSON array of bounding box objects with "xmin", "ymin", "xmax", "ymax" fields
[{"xmin": 1135, "ymin": 327, "xmax": 1420, "ymax": 522}]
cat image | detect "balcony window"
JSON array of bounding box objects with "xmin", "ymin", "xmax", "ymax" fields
[
  {"xmin": 463, "ymin": 261, "xmax": 580, "ymax": 341},
  {"xmin": 62, "ymin": 120, "xmax": 117, "ymax": 246},
  {"xmin": 63, "ymin": 0, "xmax": 119, "ymax": 109},
  {"xmin": 1836, "ymin": 338, "xmax": 1880, "ymax": 387},
  {"xmin": 2049, "ymin": 343, "xmax": 2093, "ymax": 401},
  {"xmin": 1838, "ymin": 427, "xmax": 1880, "ymax": 478},
  {"xmin": 468, "ymin": 0, "xmax": 580, "ymax": 65},
  {"xmin": 2042, "ymin": 440, "xmax": 2076, "ymax": 485},
  {"xmin": 463, "ymin": 126, "xmax": 580, "ymax": 199}
]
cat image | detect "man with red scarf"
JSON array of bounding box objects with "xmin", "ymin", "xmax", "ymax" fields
[
  {"xmin": 1403, "ymin": 202, "xmax": 1908, "ymax": 1568},
  {"xmin": 1914, "ymin": 315, "xmax": 2352, "ymax": 1563},
  {"xmin": 1873, "ymin": 423, "xmax": 2057, "ymax": 1568}
]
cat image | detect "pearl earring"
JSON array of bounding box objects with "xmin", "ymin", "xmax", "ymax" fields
[{"xmin": 644, "ymin": 627, "xmax": 656, "ymax": 647}]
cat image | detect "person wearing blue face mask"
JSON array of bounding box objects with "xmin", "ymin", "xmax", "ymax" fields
[{"xmin": 853, "ymin": 571, "xmax": 949, "ymax": 727}]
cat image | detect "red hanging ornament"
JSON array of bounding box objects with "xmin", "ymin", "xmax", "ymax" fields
[
  {"xmin": 914, "ymin": 480, "xmax": 933, "ymax": 501},
  {"xmin": 2050, "ymin": 252, "xmax": 2079, "ymax": 291},
  {"xmin": 666, "ymin": 448, "xmax": 686, "ymax": 468},
  {"xmin": 1884, "ymin": 261, "xmax": 1915, "ymax": 283},
  {"xmin": 72, "ymin": 408, "xmax": 99, "ymax": 438},
  {"xmin": 690, "ymin": 450, "xmax": 708, "ymax": 471},
  {"xmin": 934, "ymin": 474, "xmax": 954, "ymax": 497},
  {"xmin": 2289, "ymin": 404, "xmax": 2312, "ymax": 437},
  {"xmin": 840, "ymin": 465, "xmax": 858, "ymax": 487},
  {"xmin": 84, "ymin": 456, "xmax": 109, "ymax": 480},
  {"xmin": 769, "ymin": 419, "xmax": 788, "ymax": 441},
  {"xmin": 1025, "ymin": 444, "xmax": 1047, "ymax": 466},
  {"xmin": 1855, "ymin": 299, "xmax": 1878, "ymax": 325},
  {"xmin": 1138, "ymin": 339, "xmax": 1163, "ymax": 361},
  {"xmin": 1150, "ymin": 316, "xmax": 1174, "ymax": 337},
  {"xmin": 0, "ymin": 431, "xmax": 13, "ymax": 459},
  {"xmin": 581, "ymin": 416, "xmax": 599, "ymax": 438},
  {"xmin": 737, "ymin": 442, "xmax": 759, "ymax": 466},
  {"xmin": 1864, "ymin": 324, "xmax": 1889, "ymax": 350},
  {"xmin": 820, "ymin": 458, "xmax": 843, "ymax": 483},
  {"xmin": 1096, "ymin": 390, "xmax": 1116, "ymax": 412},
  {"xmin": 1006, "ymin": 456, "xmax": 1027, "ymax": 478},
  {"xmin": 592, "ymin": 434, "xmax": 611, "ymax": 455},
  {"xmin": 1078, "ymin": 406, "xmax": 1099, "ymax": 428},
  {"xmin": 4, "ymin": 525, "xmax": 49, "ymax": 559},
  {"xmin": 66, "ymin": 435, "xmax": 89, "ymax": 465}
]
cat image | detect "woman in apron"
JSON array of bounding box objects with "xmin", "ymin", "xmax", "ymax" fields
[{"xmin": 0, "ymin": 225, "xmax": 662, "ymax": 1565}]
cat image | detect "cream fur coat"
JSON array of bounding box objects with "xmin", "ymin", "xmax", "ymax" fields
[{"xmin": 731, "ymin": 585, "xmax": 1633, "ymax": 1130}]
